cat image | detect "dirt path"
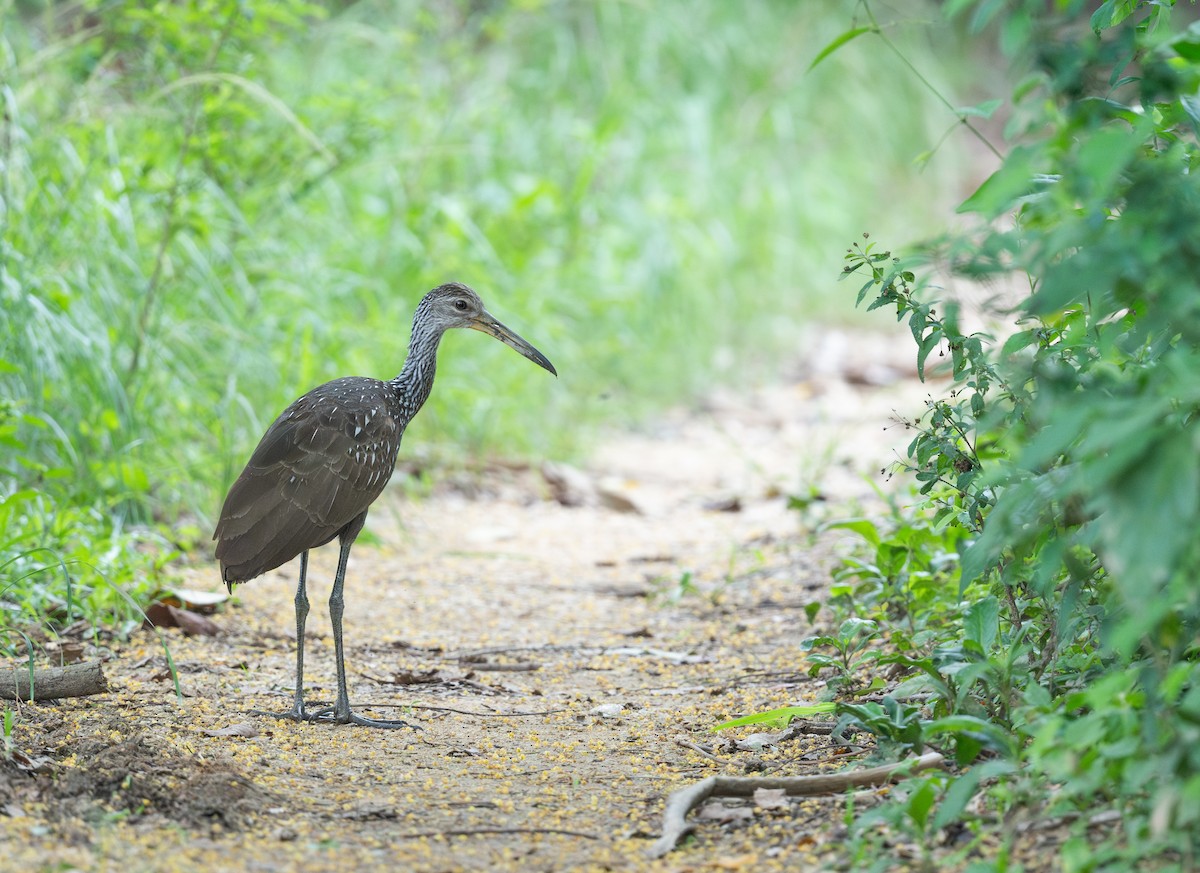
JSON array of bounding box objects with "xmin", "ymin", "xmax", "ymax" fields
[{"xmin": 2, "ymin": 331, "xmax": 930, "ymax": 872}]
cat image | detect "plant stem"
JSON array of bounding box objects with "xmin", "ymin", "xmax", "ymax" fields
[{"xmin": 862, "ymin": 0, "xmax": 1004, "ymax": 162}]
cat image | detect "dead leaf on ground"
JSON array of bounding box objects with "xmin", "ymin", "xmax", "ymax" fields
[
  {"xmin": 146, "ymin": 587, "xmax": 230, "ymax": 613},
  {"xmin": 375, "ymin": 668, "xmax": 441, "ymax": 685},
  {"xmin": 10, "ymin": 750, "xmax": 56, "ymax": 773},
  {"xmin": 43, "ymin": 640, "xmax": 86, "ymax": 664},
  {"xmin": 735, "ymin": 730, "xmax": 789, "ymax": 751},
  {"xmin": 703, "ymin": 495, "xmax": 743, "ymax": 513},
  {"xmin": 589, "ymin": 703, "xmax": 625, "ymax": 719},
  {"xmin": 712, "ymin": 855, "xmax": 760, "ymax": 870},
  {"xmin": 200, "ymin": 722, "xmax": 260, "ymax": 738},
  {"xmin": 607, "ymin": 646, "xmax": 706, "ymax": 664},
  {"xmin": 753, "ymin": 788, "xmax": 789, "ymax": 810},
  {"xmin": 597, "ymin": 478, "xmax": 643, "ymax": 514},
  {"xmin": 145, "ymin": 603, "xmax": 220, "ymax": 636},
  {"xmin": 341, "ymin": 802, "xmax": 398, "ymax": 821},
  {"xmin": 696, "ymin": 803, "xmax": 754, "ymax": 823},
  {"xmin": 629, "ymin": 554, "xmax": 676, "ymax": 564},
  {"xmin": 169, "ymin": 605, "xmax": 220, "ymax": 636},
  {"xmin": 593, "ymin": 584, "xmax": 653, "ymax": 599},
  {"xmin": 170, "ymin": 587, "xmax": 229, "ymax": 610},
  {"xmin": 541, "ymin": 460, "xmax": 594, "ymax": 506},
  {"xmin": 457, "ymin": 655, "xmax": 540, "ymax": 672}
]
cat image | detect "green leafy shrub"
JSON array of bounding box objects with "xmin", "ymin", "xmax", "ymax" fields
[{"xmin": 801, "ymin": 0, "xmax": 1200, "ymax": 867}]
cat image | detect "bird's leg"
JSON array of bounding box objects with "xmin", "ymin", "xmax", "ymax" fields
[
  {"xmin": 252, "ymin": 551, "xmax": 314, "ymax": 723},
  {"xmin": 290, "ymin": 550, "xmax": 311, "ymax": 718},
  {"xmin": 311, "ymin": 515, "xmax": 412, "ymax": 730},
  {"xmin": 327, "ymin": 533, "xmax": 355, "ymax": 720}
]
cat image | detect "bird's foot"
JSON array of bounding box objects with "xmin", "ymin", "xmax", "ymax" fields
[
  {"xmin": 308, "ymin": 705, "xmax": 415, "ymax": 730},
  {"xmin": 250, "ymin": 701, "xmax": 314, "ymax": 723}
]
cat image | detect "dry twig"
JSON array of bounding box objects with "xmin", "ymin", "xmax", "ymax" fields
[
  {"xmin": 396, "ymin": 826, "xmax": 598, "ymax": 840},
  {"xmin": 0, "ymin": 661, "xmax": 108, "ymax": 700},
  {"xmin": 647, "ymin": 751, "xmax": 945, "ymax": 857},
  {"xmin": 674, "ymin": 736, "xmax": 724, "ymax": 763}
]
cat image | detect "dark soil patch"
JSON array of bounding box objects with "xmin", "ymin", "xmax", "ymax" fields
[{"xmin": 8, "ymin": 721, "xmax": 272, "ymax": 832}]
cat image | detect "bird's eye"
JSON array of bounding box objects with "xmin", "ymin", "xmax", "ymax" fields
[{"xmin": 454, "ymin": 299, "xmax": 469, "ymax": 311}]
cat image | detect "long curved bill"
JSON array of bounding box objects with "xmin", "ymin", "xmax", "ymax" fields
[{"xmin": 471, "ymin": 310, "xmax": 557, "ymax": 376}]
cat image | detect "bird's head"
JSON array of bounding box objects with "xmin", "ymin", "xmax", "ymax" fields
[{"xmin": 421, "ymin": 282, "xmax": 557, "ymax": 376}]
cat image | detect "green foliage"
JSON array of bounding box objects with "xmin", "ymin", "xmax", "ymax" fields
[
  {"xmin": 801, "ymin": 617, "xmax": 883, "ymax": 694},
  {"xmin": 0, "ymin": 388, "xmax": 168, "ymax": 642},
  {"xmin": 825, "ymin": 514, "xmax": 965, "ymax": 633},
  {"xmin": 793, "ymin": 0, "xmax": 1200, "ymax": 868},
  {"xmin": 842, "ymin": 244, "xmax": 999, "ymax": 536}
]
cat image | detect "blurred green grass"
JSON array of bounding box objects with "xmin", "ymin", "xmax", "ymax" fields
[{"xmin": 1, "ymin": 0, "xmax": 972, "ymax": 629}]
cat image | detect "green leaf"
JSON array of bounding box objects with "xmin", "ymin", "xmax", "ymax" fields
[
  {"xmin": 943, "ymin": 0, "xmax": 978, "ymax": 19},
  {"xmin": 808, "ymin": 27, "xmax": 875, "ymax": 71},
  {"xmin": 1076, "ymin": 124, "xmax": 1145, "ymax": 195},
  {"xmin": 951, "ymin": 731, "xmax": 985, "ymax": 766},
  {"xmin": 955, "ymin": 98, "xmax": 1003, "ymax": 119},
  {"xmin": 1090, "ymin": 0, "xmax": 1138, "ymax": 34},
  {"xmin": 925, "ymin": 715, "xmax": 1016, "ymax": 757},
  {"xmin": 1101, "ymin": 427, "xmax": 1200, "ymax": 591},
  {"xmin": 822, "ymin": 517, "xmax": 881, "ymax": 546},
  {"xmin": 931, "ymin": 760, "xmax": 1015, "ymax": 831},
  {"xmin": 957, "ymin": 147, "xmax": 1038, "ymax": 217},
  {"xmin": 1027, "ymin": 250, "xmax": 1111, "ymax": 315},
  {"xmin": 906, "ymin": 779, "xmax": 937, "ymax": 829},
  {"xmin": 1000, "ymin": 329, "xmax": 1038, "ymax": 357},
  {"xmin": 0, "ymin": 489, "xmax": 40, "ymax": 510},
  {"xmin": 1174, "ymin": 39, "xmax": 1200, "ymax": 62},
  {"xmin": 712, "ymin": 703, "xmax": 837, "ymax": 732},
  {"xmin": 1181, "ymin": 95, "xmax": 1200, "ymax": 136},
  {"xmin": 916, "ymin": 328, "xmax": 943, "ymax": 381},
  {"xmin": 963, "ymin": 596, "xmax": 999, "ymax": 654}
]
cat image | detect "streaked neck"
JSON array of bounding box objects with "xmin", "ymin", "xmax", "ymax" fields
[{"xmin": 389, "ymin": 318, "xmax": 444, "ymax": 421}]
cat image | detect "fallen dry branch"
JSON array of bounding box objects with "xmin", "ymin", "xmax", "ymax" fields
[
  {"xmin": 674, "ymin": 736, "xmax": 724, "ymax": 763},
  {"xmin": 0, "ymin": 660, "xmax": 109, "ymax": 701},
  {"xmin": 391, "ymin": 703, "xmax": 569, "ymax": 718},
  {"xmin": 396, "ymin": 826, "xmax": 599, "ymax": 840},
  {"xmin": 647, "ymin": 750, "xmax": 945, "ymax": 858}
]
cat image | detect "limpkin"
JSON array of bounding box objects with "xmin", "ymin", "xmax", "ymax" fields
[{"xmin": 214, "ymin": 282, "xmax": 556, "ymax": 728}]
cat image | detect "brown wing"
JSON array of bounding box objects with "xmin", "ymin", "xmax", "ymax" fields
[{"xmin": 213, "ymin": 378, "xmax": 402, "ymax": 585}]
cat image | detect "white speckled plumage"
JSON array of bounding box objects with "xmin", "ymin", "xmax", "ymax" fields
[{"xmin": 213, "ymin": 282, "xmax": 554, "ymax": 585}]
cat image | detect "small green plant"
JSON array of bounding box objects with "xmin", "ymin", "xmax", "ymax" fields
[
  {"xmin": 801, "ymin": 617, "xmax": 883, "ymax": 694},
  {"xmin": 159, "ymin": 633, "xmax": 183, "ymax": 704},
  {"xmin": 654, "ymin": 570, "xmax": 700, "ymax": 605},
  {"xmin": 823, "ymin": 515, "xmax": 963, "ymax": 635},
  {"xmin": 2, "ymin": 707, "xmax": 14, "ymax": 761},
  {"xmin": 835, "ymin": 697, "xmax": 924, "ymax": 755}
]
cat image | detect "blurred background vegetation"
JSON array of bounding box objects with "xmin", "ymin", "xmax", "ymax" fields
[{"xmin": 1, "ymin": 0, "xmax": 973, "ymax": 629}]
